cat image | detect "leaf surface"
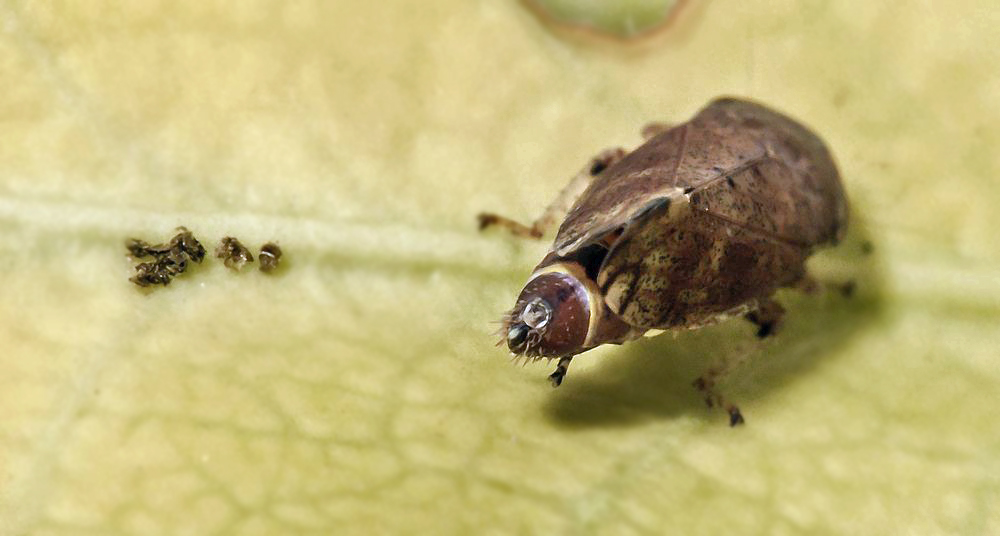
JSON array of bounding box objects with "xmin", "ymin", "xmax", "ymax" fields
[{"xmin": 1, "ymin": 1, "xmax": 998, "ymax": 535}]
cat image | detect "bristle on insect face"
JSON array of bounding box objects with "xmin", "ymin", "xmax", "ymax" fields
[
  {"xmin": 492, "ymin": 311, "xmax": 514, "ymax": 327},
  {"xmin": 494, "ymin": 309, "xmax": 516, "ymax": 346},
  {"xmin": 509, "ymin": 353, "xmax": 544, "ymax": 367}
]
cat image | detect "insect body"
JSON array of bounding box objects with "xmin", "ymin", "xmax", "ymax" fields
[{"xmin": 482, "ymin": 97, "xmax": 848, "ymax": 423}]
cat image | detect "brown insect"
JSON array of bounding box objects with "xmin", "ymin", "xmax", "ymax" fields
[
  {"xmin": 215, "ymin": 237, "xmax": 254, "ymax": 270},
  {"xmin": 479, "ymin": 97, "xmax": 848, "ymax": 424},
  {"xmin": 258, "ymin": 242, "xmax": 282, "ymax": 273}
]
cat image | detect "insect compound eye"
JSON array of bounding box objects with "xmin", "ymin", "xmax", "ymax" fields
[
  {"xmin": 510, "ymin": 272, "xmax": 592, "ymax": 357},
  {"xmin": 520, "ymin": 297, "xmax": 552, "ymax": 329},
  {"xmin": 506, "ymin": 323, "xmax": 530, "ymax": 353}
]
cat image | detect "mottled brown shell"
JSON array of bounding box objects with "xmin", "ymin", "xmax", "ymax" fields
[{"xmin": 553, "ymin": 97, "xmax": 848, "ymax": 330}]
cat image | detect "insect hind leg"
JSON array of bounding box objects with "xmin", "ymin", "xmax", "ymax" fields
[
  {"xmin": 640, "ymin": 121, "xmax": 674, "ymax": 139},
  {"xmin": 477, "ymin": 148, "xmax": 626, "ymax": 240},
  {"xmin": 692, "ymin": 375, "xmax": 745, "ymax": 427}
]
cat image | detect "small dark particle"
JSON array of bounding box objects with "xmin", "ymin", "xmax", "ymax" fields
[
  {"xmin": 126, "ymin": 238, "xmax": 171, "ymax": 258},
  {"xmin": 259, "ymin": 242, "xmax": 282, "ymax": 273},
  {"xmin": 725, "ymin": 176, "xmax": 736, "ymax": 188},
  {"xmin": 130, "ymin": 262, "xmax": 173, "ymax": 287},
  {"xmin": 171, "ymin": 227, "xmax": 206, "ymax": 263},
  {"xmin": 126, "ymin": 227, "xmax": 206, "ymax": 287},
  {"xmin": 215, "ymin": 236, "xmax": 254, "ymax": 270},
  {"xmin": 126, "ymin": 239, "xmax": 154, "ymax": 258},
  {"xmin": 860, "ymin": 241, "xmax": 874, "ymax": 255}
]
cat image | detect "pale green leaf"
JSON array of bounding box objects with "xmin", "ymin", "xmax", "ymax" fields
[{"xmin": 1, "ymin": 1, "xmax": 998, "ymax": 535}]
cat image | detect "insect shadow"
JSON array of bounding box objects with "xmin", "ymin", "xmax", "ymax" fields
[{"xmin": 543, "ymin": 205, "xmax": 886, "ymax": 428}]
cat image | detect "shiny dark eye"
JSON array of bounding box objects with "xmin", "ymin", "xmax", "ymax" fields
[{"xmin": 506, "ymin": 323, "xmax": 529, "ymax": 352}]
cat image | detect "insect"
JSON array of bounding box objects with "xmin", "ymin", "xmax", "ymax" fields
[
  {"xmin": 258, "ymin": 242, "xmax": 283, "ymax": 273},
  {"xmin": 215, "ymin": 237, "xmax": 254, "ymax": 270},
  {"xmin": 479, "ymin": 97, "xmax": 848, "ymax": 424}
]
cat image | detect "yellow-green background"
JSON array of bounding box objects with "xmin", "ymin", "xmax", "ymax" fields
[{"xmin": 2, "ymin": 1, "xmax": 998, "ymax": 534}]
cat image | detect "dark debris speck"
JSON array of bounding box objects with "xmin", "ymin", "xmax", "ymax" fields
[
  {"xmin": 127, "ymin": 227, "xmax": 205, "ymax": 287},
  {"xmin": 259, "ymin": 242, "xmax": 282, "ymax": 273},
  {"xmin": 215, "ymin": 236, "xmax": 254, "ymax": 270}
]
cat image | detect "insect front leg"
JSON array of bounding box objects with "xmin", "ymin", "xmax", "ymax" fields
[
  {"xmin": 478, "ymin": 147, "xmax": 626, "ymax": 239},
  {"xmin": 548, "ymin": 356, "xmax": 573, "ymax": 387}
]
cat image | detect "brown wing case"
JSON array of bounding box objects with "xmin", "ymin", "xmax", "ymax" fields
[
  {"xmin": 596, "ymin": 198, "xmax": 811, "ymax": 329},
  {"xmin": 578, "ymin": 98, "xmax": 847, "ymax": 329},
  {"xmin": 552, "ymin": 97, "xmax": 847, "ymax": 257}
]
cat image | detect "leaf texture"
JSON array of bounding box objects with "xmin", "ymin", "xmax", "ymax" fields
[{"xmin": 0, "ymin": 1, "xmax": 998, "ymax": 535}]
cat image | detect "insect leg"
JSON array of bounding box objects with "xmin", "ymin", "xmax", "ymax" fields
[
  {"xmin": 691, "ymin": 375, "xmax": 744, "ymax": 426},
  {"xmin": 744, "ymin": 298, "xmax": 786, "ymax": 338},
  {"xmin": 476, "ymin": 213, "xmax": 544, "ymax": 239},
  {"xmin": 640, "ymin": 122, "xmax": 674, "ymax": 139},
  {"xmin": 477, "ymin": 148, "xmax": 626, "ymax": 239},
  {"xmin": 548, "ymin": 356, "xmax": 573, "ymax": 387},
  {"xmin": 795, "ymin": 274, "xmax": 856, "ymax": 298}
]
